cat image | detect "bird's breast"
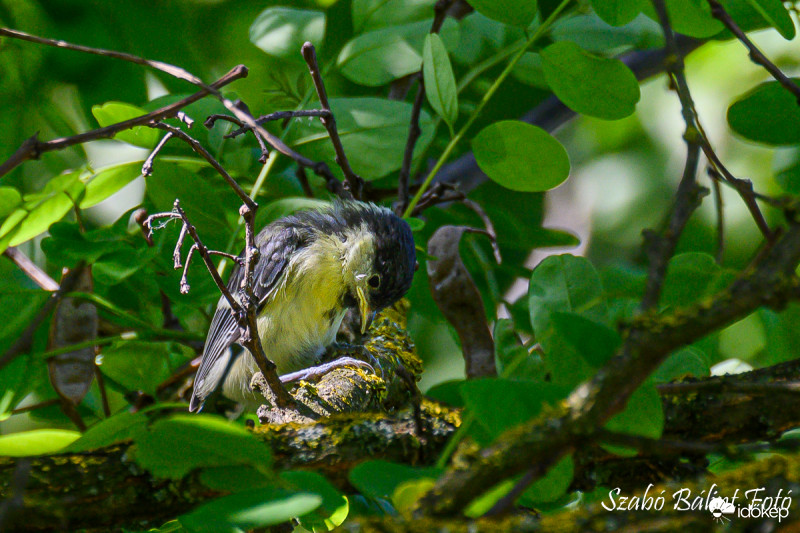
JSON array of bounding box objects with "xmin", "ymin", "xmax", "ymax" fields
[{"xmin": 255, "ymin": 243, "xmax": 347, "ymax": 374}]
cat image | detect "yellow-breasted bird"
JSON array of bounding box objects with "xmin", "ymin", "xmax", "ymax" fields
[{"xmin": 189, "ymin": 201, "xmax": 416, "ymax": 412}]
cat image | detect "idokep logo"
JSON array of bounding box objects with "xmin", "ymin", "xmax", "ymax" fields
[{"xmin": 602, "ymin": 484, "xmax": 793, "ymax": 524}]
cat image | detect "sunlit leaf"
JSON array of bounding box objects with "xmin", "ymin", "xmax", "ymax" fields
[
  {"xmin": 473, "ymin": 121, "xmax": 570, "ymax": 192},
  {"xmin": 422, "ymin": 33, "xmax": 458, "ymax": 132},
  {"xmin": 92, "ymin": 102, "xmax": 160, "ymax": 148},
  {"xmin": 541, "ymin": 41, "xmax": 640, "ymax": 120},
  {"xmin": 0, "ymin": 429, "xmax": 81, "ymax": 456},
  {"xmin": 250, "ymin": 7, "xmax": 326, "ymax": 59},
  {"xmin": 135, "ymin": 414, "xmax": 272, "ymax": 479}
]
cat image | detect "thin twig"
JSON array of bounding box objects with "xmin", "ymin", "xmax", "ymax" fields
[
  {"xmin": 94, "ymin": 365, "xmax": 111, "ymax": 418},
  {"xmin": 204, "ymin": 114, "xmax": 270, "ymax": 163},
  {"xmin": 398, "ymin": 82, "xmax": 426, "ymax": 214},
  {"xmin": 301, "ymin": 42, "xmax": 363, "ymax": 199},
  {"xmin": 296, "ymin": 166, "xmax": 314, "ymax": 198},
  {"xmin": 142, "ymin": 130, "xmax": 174, "ymax": 176},
  {"xmin": 640, "ymin": 0, "xmax": 706, "ymax": 311},
  {"xmin": 397, "ymin": 0, "xmax": 455, "ymax": 214},
  {"xmin": 238, "ymin": 203, "xmax": 294, "ymax": 407},
  {"xmin": 145, "ymin": 203, "xmax": 241, "ymax": 315},
  {"xmin": 2, "ymin": 247, "xmax": 59, "ymax": 291},
  {"xmin": 711, "ymin": 174, "xmax": 725, "ymax": 263},
  {"xmin": 221, "ymin": 109, "xmax": 330, "ymax": 139},
  {"xmin": 0, "ymin": 28, "xmax": 337, "ymax": 206},
  {"xmin": 707, "ymin": 0, "xmax": 800, "ymax": 104},
  {"xmin": 0, "ymin": 60, "xmax": 247, "ymax": 178},
  {"xmin": 149, "ymin": 122, "xmax": 255, "ymax": 209}
]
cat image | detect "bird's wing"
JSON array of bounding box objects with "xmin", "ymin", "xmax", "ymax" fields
[{"xmin": 190, "ymin": 225, "xmax": 305, "ymax": 411}]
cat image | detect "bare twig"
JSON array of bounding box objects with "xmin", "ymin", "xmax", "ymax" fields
[
  {"xmin": 640, "ymin": 0, "xmax": 706, "ymax": 311},
  {"xmin": 707, "ymin": 0, "xmax": 800, "ymax": 104},
  {"xmin": 0, "ymin": 60, "xmax": 247, "ymax": 178},
  {"xmin": 221, "ymin": 109, "xmax": 330, "ymax": 139},
  {"xmin": 203, "ymin": 113, "xmax": 270, "ymax": 164},
  {"xmin": 301, "ymin": 42, "xmax": 363, "ymax": 199},
  {"xmin": 149, "ymin": 122, "xmax": 255, "ymax": 209},
  {"xmin": 398, "ymin": 83, "xmax": 426, "ymax": 215},
  {"xmin": 296, "ymin": 166, "xmax": 314, "ymax": 198},
  {"xmin": 397, "ymin": 0, "xmax": 455, "ymax": 214},
  {"xmin": 141, "ymin": 130, "xmax": 174, "ymax": 177},
  {"xmin": 145, "ymin": 203, "xmax": 241, "ymax": 314},
  {"xmin": 0, "ymin": 28, "xmax": 340, "ymax": 207},
  {"xmin": 238, "ymin": 203, "xmax": 294, "ymax": 408},
  {"xmin": 2, "ymin": 247, "xmax": 59, "ymax": 291},
  {"xmin": 711, "ymin": 175, "xmax": 725, "ymax": 263}
]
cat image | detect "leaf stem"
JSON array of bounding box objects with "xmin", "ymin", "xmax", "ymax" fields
[{"xmin": 402, "ymin": 0, "xmax": 572, "ymax": 218}]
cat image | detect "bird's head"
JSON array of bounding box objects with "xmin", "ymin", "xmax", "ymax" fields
[{"xmin": 338, "ymin": 202, "xmax": 416, "ymax": 334}]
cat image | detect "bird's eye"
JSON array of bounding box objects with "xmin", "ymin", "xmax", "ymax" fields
[{"xmin": 368, "ymin": 274, "xmax": 380, "ymax": 288}]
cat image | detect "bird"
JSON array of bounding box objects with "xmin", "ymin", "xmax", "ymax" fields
[{"xmin": 189, "ymin": 200, "xmax": 417, "ymax": 412}]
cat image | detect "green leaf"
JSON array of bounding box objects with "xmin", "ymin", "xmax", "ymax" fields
[
  {"xmin": 135, "ymin": 414, "xmax": 271, "ymax": 479},
  {"xmin": 81, "ymin": 162, "xmax": 143, "ymax": 208},
  {"xmin": 641, "ymin": 0, "xmax": 723, "ymax": 37},
  {"xmin": 282, "ymin": 471, "xmax": 349, "ymax": 531},
  {"xmin": 550, "ymin": 12, "xmax": 664, "ymax": 54},
  {"xmin": 512, "ymin": 53, "xmax": 548, "ymax": 89},
  {"xmin": 604, "ymin": 383, "xmax": 664, "ymax": 449},
  {"xmin": 551, "ymin": 312, "xmax": 621, "ymax": 367},
  {"xmin": 493, "ymin": 319, "xmax": 544, "ymax": 380},
  {"xmin": 287, "ymin": 98, "xmax": 435, "ymax": 180},
  {"xmin": 528, "ymin": 254, "xmax": 608, "ymax": 351},
  {"xmin": 591, "ymin": 0, "xmax": 644, "ymax": 26},
  {"xmin": 727, "ymin": 80, "xmax": 800, "ymax": 146},
  {"xmin": 472, "ymin": 120, "xmax": 570, "ymax": 192},
  {"xmin": 0, "ymin": 187, "xmax": 22, "ymax": 218},
  {"xmin": 0, "ymin": 429, "xmax": 81, "ymax": 456},
  {"xmin": 249, "ymin": 7, "xmax": 326, "ymax": 60},
  {"xmin": 352, "ymin": 0, "xmax": 437, "ymax": 32},
  {"xmin": 742, "ymin": 0, "xmax": 794, "ymax": 39},
  {"xmin": 541, "ymin": 41, "xmax": 640, "ymax": 120},
  {"xmin": 146, "ymin": 163, "xmax": 235, "ymax": 251},
  {"xmin": 521, "ymin": 455, "xmax": 574, "ymax": 504},
  {"xmin": 660, "ymin": 252, "xmax": 722, "ymax": 307},
  {"xmin": 652, "ymin": 347, "xmax": 710, "ymax": 383},
  {"xmin": 423, "ymin": 34, "xmax": 458, "ymax": 132},
  {"xmin": 776, "ymin": 160, "xmax": 800, "ymax": 194},
  {"xmin": 460, "ymin": 379, "xmax": 571, "ymax": 443},
  {"xmin": 392, "ymin": 478, "xmax": 437, "ymax": 514},
  {"xmin": 67, "ymin": 411, "xmax": 148, "ymax": 452},
  {"xmin": 463, "ymin": 479, "xmax": 517, "ymax": 518},
  {"xmin": 199, "ymin": 466, "xmax": 272, "ymax": 492},
  {"xmin": 468, "ymin": 0, "xmax": 538, "ymax": 27},
  {"xmin": 99, "ymin": 341, "xmax": 173, "ymax": 396},
  {"xmin": 0, "ymin": 171, "xmax": 84, "ymax": 251},
  {"xmin": 349, "ymin": 460, "xmax": 442, "ymax": 500},
  {"xmin": 180, "ymin": 490, "xmax": 321, "ymax": 532},
  {"xmin": 337, "ymin": 19, "xmax": 458, "ymax": 87},
  {"xmin": 91, "ymin": 102, "xmax": 160, "ymax": 148}
]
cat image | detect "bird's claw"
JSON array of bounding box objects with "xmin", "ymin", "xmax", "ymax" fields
[{"xmin": 279, "ymin": 356, "xmax": 375, "ymax": 383}]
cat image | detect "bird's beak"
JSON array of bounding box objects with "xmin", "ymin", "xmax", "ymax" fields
[{"xmin": 356, "ymin": 286, "xmax": 373, "ymax": 334}]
